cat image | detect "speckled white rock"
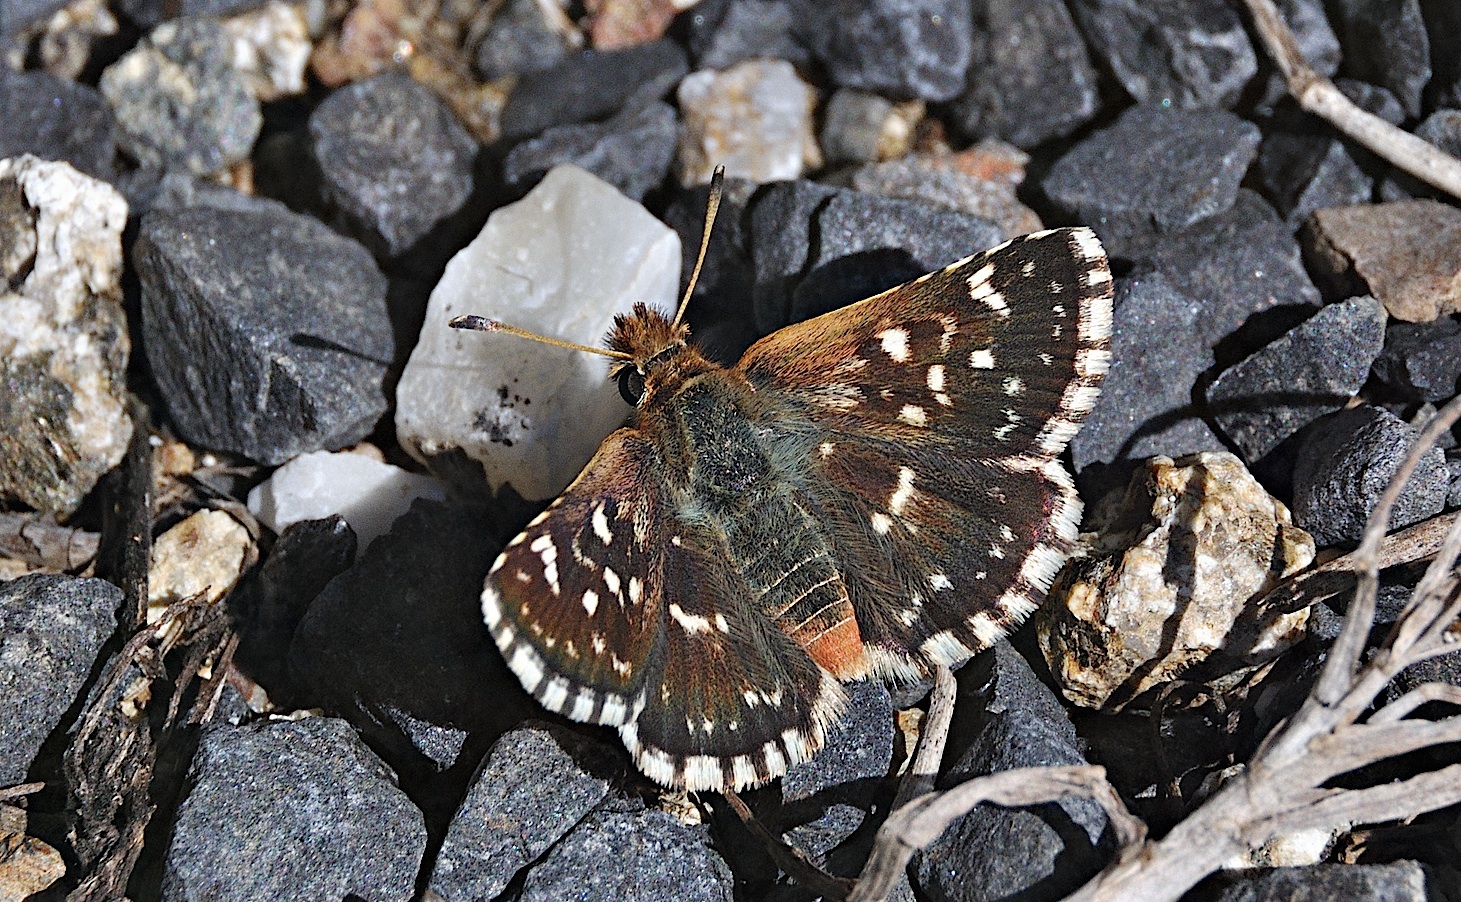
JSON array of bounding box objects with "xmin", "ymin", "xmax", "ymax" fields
[
  {"xmin": 677, "ymin": 58, "xmax": 819, "ymax": 186},
  {"xmin": 224, "ymin": 1, "xmax": 312, "ymax": 102},
  {"xmin": 149, "ymin": 509, "xmax": 253, "ymax": 624},
  {"xmin": 0, "ymin": 155, "xmax": 132, "ymax": 516},
  {"xmin": 247, "ymin": 450, "xmax": 449, "ymax": 548},
  {"xmin": 395, "ymin": 165, "xmax": 680, "ymax": 501},
  {"xmin": 1039, "ymin": 452, "xmax": 1316, "ymax": 710}
]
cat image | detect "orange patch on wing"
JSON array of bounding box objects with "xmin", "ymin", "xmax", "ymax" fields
[{"xmin": 802, "ymin": 615, "xmax": 866, "ymax": 679}]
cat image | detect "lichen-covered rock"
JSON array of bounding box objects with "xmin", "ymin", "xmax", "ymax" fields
[
  {"xmin": 1039, "ymin": 452, "xmax": 1315, "ymax": 709},
  {"xmin": 395, "ymin": 165, "xmax": 679, "ymax": 502},
  {"xmin": 0, "ymin": 155, "xmax": 132, "ymax": 515}
]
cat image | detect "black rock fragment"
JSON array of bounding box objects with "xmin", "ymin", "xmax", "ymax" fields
[{"xmin": 136, "ymin": 205, "xmax": 393, "ymax": 465}]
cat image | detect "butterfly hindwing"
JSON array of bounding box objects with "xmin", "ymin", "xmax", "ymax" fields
[
  {"xmin": 484, "ymin": 429, "xmax": 844, "ymax": 791},
  {"xmin": 737, "ymin": 228, "xmax": 1113, "ymax": 677}
]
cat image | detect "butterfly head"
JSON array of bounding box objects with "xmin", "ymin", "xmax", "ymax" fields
[{"xmin": 606, "ymin": 302, "xmax": 696, "ymax": 406}]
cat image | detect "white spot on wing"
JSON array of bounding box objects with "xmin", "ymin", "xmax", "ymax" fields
[
  {"xmin": 970, "ymin": 349, "xmax": 995, "ymax": 369},
  {"xmin": 870, "ymin": 512, "xmax": 893, "ymax": 534},
  {"xmin": 582, "ymin": 589, "xmax": 599, "ymax": 616},
  {"xmin": 670, "ymin": 602, "xmax": 715, "ymax": 635},
  {"xmin": 898, "ymin": 404, "xmax": 927, "ymax": 426},
  {"xmin": 889, "ymin": 467, "xmax": 915, "ymax": 515},
  {"xmin": 878, "ymin": 328, "xmax": 911, "ymax": 362},
  {"xmin": 926, "ymin": 364, "xmax": 945, "ymax": 392},
  {"xmin": 592, "ymin": 504, "xmax": 613, "ymax": 545}
]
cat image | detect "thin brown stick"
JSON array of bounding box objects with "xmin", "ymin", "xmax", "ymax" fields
[
  {"xmin": 1240, "ymin": 0, "xmax": 1461, "ymax": 200},
  {"xmin": 889, "ymin": 665, "xmax": 956, "ymax": 812},
  {"xmin": 0, "ymin": 782, "xmax": 45, "ymax": 801},
  {"xmin": 0, "ymin": 513, "xmax": 100, "ymax": 570}
]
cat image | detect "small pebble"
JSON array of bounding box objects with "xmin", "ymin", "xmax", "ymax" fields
[
  {"xmin": 1068, "ymin": 0, "xmax": 1256, "ymax": 109},
  {"xmin": 1305, "ymin": 200, "xmax": 1461, "ymax": 323},
  {"xmin": 500, "ymin": 39, "xmax": 689, "ymax": 141},
  {"xmin": 99, "ymin": 15, "xmax": 261, "ymax": 175},
  {"xmin": 519, "ymin": 803, "xmax": 735, "ymax": 901},
  {"xmin": 1207, "ymin": 296, "xmax": 1387, "ymax": 463},
  {"xmin": 0, "ymin": 574, "xmax": 119, "ymax": 786},
  {"xmin": 395, "ymin": 165, "xmax": 679, "ymax": 502},
  {"xmin": 162, "ymin": 717, "xmax": 427, "ymax": 902},
  {"xmin": 916, "ymin": 644, "xmax": 1111, "ymax": 901},
  {"xmin": 1071, "ymin": 269, "xmax": 1224, "ymax": 490},
  {"xmin": 791, "ymin": 0, "xmax": 973, "ymax": 102},
  {"xmin": 135, "ymin": 204, "xmax": 393, "ymax": 465},
  {"xmin": 1041, "ymin": 452, "xmax": 1315, "ymax": 709},
  {"xmin": 430, "ymin": 722, "xmax": 618, "ymax": 900},
  {"xmin": 473, "ymin": 0, "xmax": 574, "ymax": 79},
  {"xmin": 1291, "ymin": 405, "xmax": 1450, "ymax": 547},
  {"xmin": 850, "ymin": 146, "xmax": 1043, "ymax": 239},
  {"xmin": 503, "ymin": 99, "xmax": 678, "ymax": 201},
  {"xmin": 0, "ymin": 156, "xmax": 132, "ymax": 516},
  {"xmin": 1371, "ymin": 316, "xmax": 1461, "ymax": 404},
  {"xmin": 782, "ymin": 679, "xmax": 894, "ymax": 862},
  {"xmin": 820, "ymin": 89, "xmax": 922, "ymax": 166},
  {"xmin": 246, "ymin": 449, "xmax": 449, "ymax": 549},
  {"xmin": 1042, "ymin": 104, "xmax": 1261, "ymax": 259},
  {"xmin": 309, "ymin": 72, "xmax": 479, "ymax": 259},
  {"xmin": 687, "ymin": 0, "xmax": 807, "ymax": 70},
  {"xmin": 677, "ymin": 58, "xmax": 818, "ymax": 187},
  {"xmin": 949, "ymin": 0, "xmax": 1099, "ymax": 148},
  {"xmin": 585, "ymin": 0, "xmax": 682, "ymax": 49},
  {"xmin": 1136, "ymin": 189, "xmax": 1321, "ymax": 349},
  {"xmin": 148, "ymin": 508, "xmax": 253, "ymax": 615},
  {"xmin": 221, "ymin": 1, "xmax": 311, "ymax": 103},
  {"xmin": 1330, "ymin": 0, "xmax": 1431, "ymax": 118},
  {"xmin": 0, "ymin": 68, "xmax": 118, "ymax": 180}
]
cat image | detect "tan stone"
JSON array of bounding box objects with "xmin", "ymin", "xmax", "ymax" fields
[{"xmin": 1306, "ymin": 199, "xmax": 1461, "ymax": 322}]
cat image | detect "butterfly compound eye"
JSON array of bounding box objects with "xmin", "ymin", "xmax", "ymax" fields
[{"xmin": 618, "ymin": 367, "xmax": 647, "ymax": 405}]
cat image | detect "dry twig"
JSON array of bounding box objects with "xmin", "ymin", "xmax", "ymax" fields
[{"xmin": 1240, "ymin": 0, "xmax": 1461, "ymax": 200}]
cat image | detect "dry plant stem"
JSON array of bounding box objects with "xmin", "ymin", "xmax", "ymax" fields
[
  {"xmin": 722, "ymin": 790, "xmax": 854, "ymax": 902},
  {"xmin": 890, "ymin": 665, "xmax": 957, "ymax": 811},
  {"xmin": 850, "ymin": 766, "xmax": 1141, "ymax": 902},
  {"xmin": 0, "ymin": 782, "xmax": 44, "ymax": 801},
  {"xmin": 0, "ymin": 513, "xmax": 100, "ymax": 570},
  {"xmin": 1241, "ymin": 0, "xmax": 1461, "ymax": 200},
  {"xmin": 1066, "ymin": 395, "xmax": 1461, "ymax": 902}
]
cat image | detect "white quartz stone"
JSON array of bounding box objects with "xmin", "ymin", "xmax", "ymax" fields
[
  {"xmin": 395, "ymin": 164, "xmax": 681, "ymax": 501},
  {"xmin": 248, "ymin": 450, "xmax": 449, "ymax": 547}
]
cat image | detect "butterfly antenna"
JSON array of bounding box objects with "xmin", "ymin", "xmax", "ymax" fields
[
  {"xmin": 671, "ymin": 165, "xmax": 726, "ymax": 328},
  {"xmin": 449, "ymin": 314, "xmax": 633, "ymax": 360}
]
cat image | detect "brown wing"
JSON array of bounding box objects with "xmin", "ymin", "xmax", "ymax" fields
[
  {"xmin": 483, "ymin": 429, "xmax": 844, "ymax": 792},
  {"xmin": 736, "ymin": 228, "xmax": 1113, "ymax": 679}
]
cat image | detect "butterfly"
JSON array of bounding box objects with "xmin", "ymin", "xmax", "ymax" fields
[{"xmin": 452, "ymin": 174, "xmax": 1113, "ymax": 792}]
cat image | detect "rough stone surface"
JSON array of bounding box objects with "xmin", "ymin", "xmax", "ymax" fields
[
  {"xmin": 0, "ymin": 574, "xmax": 119, "ymax": 786},
  {"xmin": 0, "ymin": 156, "xmax": 132, "ymax": 515},
  {"xmin": 246, "ymin": 450, "xmax": 449, "ymax": 550},
  {"xmin": 850, "ymin": 146, "xmax": 1043, "ymax": 238},
  {"xmin": 1040, "ymin": 452, "xmax": 1315, "ymax": 709},
  {"xmin": 222, "ymin": 1, "xmax": 311, "ymax": 103},
  {"xmin": 1042, "ymin": 105, "xmax": 1261, "ymax": 260},
  {"xmin": 949, "ymin": 0, "xmax": 1100, "ymax": 148},
  {"xmin": 1214, "ymin": 861, "xmax": 1439, "ymax": 902},
  {"xmin": 1291, "ymin": 405, "xmax": 1450, "ymax": 547},
  {"xmin": 688, "ymin": 0, "xmax": 808, "ymax": 71},
  {"xmin": 0, "ymin": 68, "xmax": 118, "ymax": 180},
  {"xmin": 1372, "ymin": 316, "xmax": 1461, "ymax": 404},
  {"xmin": 135, "ymin": 204, "xmax": 393, "ymax": 465},
  {"xmin": 161, "ymin": 716, "xmax": 426, "ymax": 902},
  {"xmin": 748, "ymin": 180, "xmax": 1005, "ymax": 333},
  {"xmin": 148, "ymin": 508, "xmax": 252, "ymax": 613},
  {"xmin": 677, "ymin": 58, "xmax": 818, "ymax": 188},
  {"xmin": 820, "ymin": 89, "xmax": 921, "ymax": 166},
  {"xmin": 473, "ymin": 0, "xmax": 574, "ymax": 79},
  {"xmin": 1137, "ymin": 189, "xmax": 1321, "ymax": 349},
  {"xmin": 429, "ymin": 723, "xmax": 617, "ymax": 900},
  {"xmin": 1331, "ymin": 0, "xmax": 1431, "ymax": 118},
  {"xmin": 782, "ymin": 679, "xmax": 894, "ymax": 862},
  {"xmin": 519, "ymin": 802, "xmax": 734, "ymax": 901},
  {"xmin": 791, "ymin": 0, "xmax": 973, "ymax": 102},
  {"xmin": 98, "ymin": 16, "xmax": 261, "ymax": 174},
  {"xmin": 287, "ymin": 499, "xmax": 529, "ymax": 774},
  {"xmin": 504, "ymin": 100, "xmax": 677, "ymax": 201},
  {"xmin": 1071, "ymin": 269, "xmax": 1223, "ymax": 487},
  {"xmin": 395, "ymin": 165, "xmax": 679, "ymax": 502},
  {"xmin": 1207, "ymin": 296, "xmax": 1388, "ymax": 463},
  {"xmin": 1254, "ymin": 104, "xmax": 1374, "ymax": 227},
  {"xmin": 500, "ymin": 39, "xmax": 689, "ymax": 141},
  {"xmin": 309, "ymin": 72, "xmax": 479, "ymax": 259},
  {"xmin": 1305, "ymin": 200, "xmax": 1461, "ymax": 323},
  {"xmin": 1068, "ymin": 0, "xmax": 1257, "ymax": 109},
  {"xmin": 916, "ymin": 644, "xmax": 1110, "ymax": 901}
]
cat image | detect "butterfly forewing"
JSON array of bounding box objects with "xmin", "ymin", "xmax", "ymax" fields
[{"xmin": 737, "ymin": 228, "xmax": 1113, "ymax": 678}]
